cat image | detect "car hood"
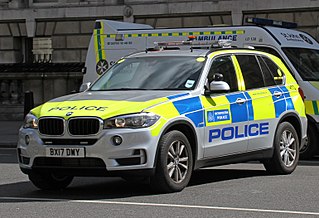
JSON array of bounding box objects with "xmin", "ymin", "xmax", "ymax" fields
[{"xmin": 31, "ymin": 90, "xmax": 190, "ymax": 120}]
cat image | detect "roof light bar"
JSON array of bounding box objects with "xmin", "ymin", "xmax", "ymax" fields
[
  {"xmin": 154, "ymin": 40, "xmax": 232, "ymax": 49},
  {"xmin": 246, "ymin": 17, "xmax": 297, "ymax": 29},
  {"xmin": 155, "ymin": 41, "xmax": 212, "ymax": 47}
]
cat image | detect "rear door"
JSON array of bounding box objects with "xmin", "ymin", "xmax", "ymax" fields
[{"xmin": 235, "ymin": 54, "xmax": 285, "ymax": 152}]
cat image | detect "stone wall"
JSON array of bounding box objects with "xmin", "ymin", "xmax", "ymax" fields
[
  {"xmin": 0, "ymin": 71, "xmax": 83, "ymax": 120},
  {"xmin": 1, "ymin": 0, "xmax": 319, "ymax": 120}
]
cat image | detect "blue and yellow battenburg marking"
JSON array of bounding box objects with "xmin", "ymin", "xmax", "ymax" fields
[
  {"xmin": 171, "ymin": 96, "xmax": 204, "ymax": 128},
  {"xmin": 165, "ymin": 85, "xmax": 296, "ymax": 142}
]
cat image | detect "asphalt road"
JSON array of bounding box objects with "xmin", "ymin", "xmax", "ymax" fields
[{"xmin": 1, "ymin": 148, "xmax": 319, "ymax": 218}]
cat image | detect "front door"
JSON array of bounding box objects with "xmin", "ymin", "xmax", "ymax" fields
[{"xmin": 203, "ymin": 55, "xmax": 249, "ymax": 158}]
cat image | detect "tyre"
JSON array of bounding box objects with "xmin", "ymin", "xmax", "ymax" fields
[
  {"xmin": 263, "ymin": 122, "xmax": 299, "ymax": 175},
  {"xmin": 300, "ymin": 122, "xmax": 318, "ymax": 160},
  {"xmin": 151, "ymin": 130, "xmax": 193, "ymax": 193},
  {"xmin": 28, "ymin": 171, "xmax": 73, "ymax": 190}
]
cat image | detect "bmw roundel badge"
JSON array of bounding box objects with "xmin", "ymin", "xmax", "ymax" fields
[{"xmin": 66, "ymin": 112, "xmax": 73, "ymax": 116}]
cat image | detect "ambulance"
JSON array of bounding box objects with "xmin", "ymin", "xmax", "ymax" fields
[{"xmin": 83, "ymin": 17, "xmax": 319, "ymax": 159}]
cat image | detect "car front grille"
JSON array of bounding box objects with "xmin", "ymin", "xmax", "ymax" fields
[
  {"xmin": 68, "ymin": 118, "xmax": 101, "ymax": 135},
  {"xmin": 38, "ymin": 117, "xmax": 101, "ymax": 136},
  {"xmin": 38, "ymin": 118, "xmax": 64, "ymax": 135}
]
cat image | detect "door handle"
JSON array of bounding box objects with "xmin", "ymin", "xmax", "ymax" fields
[
  {"xmin": 274, "ymin": 91, "xmax": 283, "ymax": 98},
  {"xmin": 236, "ymin": 98, "xmax": 246, "ymax": 104}
]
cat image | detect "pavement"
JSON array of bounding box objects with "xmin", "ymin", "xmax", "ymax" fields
[{"xmin": 0, "ymin": 120, "xmax": 22, "ymax": 148}]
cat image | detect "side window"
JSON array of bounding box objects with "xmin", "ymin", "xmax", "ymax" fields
[
  {"xmin": 257, "ymin": 56, "xmax": 276, "ymax": 87},
  {"xmin": 208, "ymin": 56, "xmax": 238, "ymax": 92},
  {"xmin": 261, "ymin": 57, "xmax": 284, "ymax": 85},
  {"xmin": 236, "ymin": 55, "xmax": 264, "ymax": 90}
]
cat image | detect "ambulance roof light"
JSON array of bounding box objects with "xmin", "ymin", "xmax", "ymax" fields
[{"xmin": 246, "ymin": 17, "xmax": 297, "ymax": 29}]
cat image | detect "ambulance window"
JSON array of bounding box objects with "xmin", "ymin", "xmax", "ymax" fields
[
  {"xmin": 236, "ymin": 55, "xmax": 264, "ymax": 90},
  {"xmin": 254, "ymin": 47, "xmax": 282, "ymax": 60},
  {"xmin": 208, "ymin": 56, "xmax": 238, "ymax": 92},
  {"xmin": 261, "ymin": 57, "xmax": 283, "ymax": 85},
  {"xmin": 257, "ymin": 56, "xmax": 276, "ymax": 86}
]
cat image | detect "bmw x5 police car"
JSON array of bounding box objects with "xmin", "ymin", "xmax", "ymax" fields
[{"xmin": 18, "ymin": 42, "xmax": 307, "ymax": 193}]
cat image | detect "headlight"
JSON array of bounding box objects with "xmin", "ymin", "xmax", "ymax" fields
[
  {"xmin": 104, "ymin": 113, "xmax": 160, "ymax": 129},
  {"xmin": 23, "ymin": 113, "xmax": 38, "ymax": 129}
]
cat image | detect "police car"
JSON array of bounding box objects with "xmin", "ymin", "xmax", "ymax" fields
[{"xmin": 18, "ymin": 42, "xmax": 307, "ymax": 193}]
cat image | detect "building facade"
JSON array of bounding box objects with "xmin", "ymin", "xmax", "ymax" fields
[{"xmin": 1, "ymin": 0, "xmax": 319, "ymax": 119}]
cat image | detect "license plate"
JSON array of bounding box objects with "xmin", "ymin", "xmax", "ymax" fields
[{"xmin": 46, "ymin": 147, "xmax": 85, "ymax": 158}]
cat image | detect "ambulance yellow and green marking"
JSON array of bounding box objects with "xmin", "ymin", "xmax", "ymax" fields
[
  {"xmin": 102, "ymin": 30, "xmax": 245, "ymax": 39},
  {"xmin": 93, "ymin": 29, "xmax": 245, "ymax": 64},
  {"xmin": 94, "ymin": 22, "xmax": 107, "ymax": 64},
  {"xmin": 305, "ymin": 100, "xmax": 319, "ymax": 115},
  {"xmin": 305, "ymin": 82, "xmax": 319, "ymax": 115}
]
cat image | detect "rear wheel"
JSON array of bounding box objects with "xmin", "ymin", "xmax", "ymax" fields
[
  {"xmin": 300, "ymin": 122, "xmax": 318, "ymax": 160},
  {"xmin": 263, "ymin": 122, "xmax": 299, "ymax": 175},
  {"xmin": 29, "ymin": 171, "xmax": 73, "ymax": 190},
  {"xmin": 151, "ymin": 130, "xmax": 193, "ymax": 193}
]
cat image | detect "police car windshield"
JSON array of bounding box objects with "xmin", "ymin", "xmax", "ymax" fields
[
  {"xmin": 90, "ymin": 56, "xmax": 205, "ymax": 91},
  {"xmin": 283, "ymin": 47, "xmax": 319, "ymax": 81}
]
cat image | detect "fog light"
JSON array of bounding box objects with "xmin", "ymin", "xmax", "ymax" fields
[
  {"xmin": 112, "ymin": 135, "xmax": 123, "ymax": 146},
  {"xmin": 25, "ymin": 135, "xmax": 30, "ymax": 145}
]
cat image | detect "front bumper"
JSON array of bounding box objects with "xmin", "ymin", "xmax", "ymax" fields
[{"xmin": 17, "ymin": 126, "xmax": 160, "ymax": 176}]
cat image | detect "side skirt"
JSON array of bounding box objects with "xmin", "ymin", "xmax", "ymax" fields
[{"xmin": 194, "ymin": 148, "xmax": 274, "ymax": 170}]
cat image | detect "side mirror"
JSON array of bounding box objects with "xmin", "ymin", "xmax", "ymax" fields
[
  {"xmin": 206, "ymin": 81, "xmax": 230, "ymax": 94},
  {"xmin": 79, "ymin": 82, "xmax": 91, "ymax": 92}
]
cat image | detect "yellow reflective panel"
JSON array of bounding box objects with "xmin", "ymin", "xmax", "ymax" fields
[
  {"xmin": 247, "ymin": 89, "xmax": 275, "ymax": 120},
  {"xmin": 147, "ymin": 100, "xmax": 180, "ymax": 120},
  {"xmin": 147, "ymin": 100, "xmax": 181, "ymax": 137},
  {"xmin": 36, "ymin": 98, "xmax": 168, "ymax": 120},
  {"xmin": 196, "ymin": 57, "xmax": 206, "ymax": 62},
  {"xmin": 201, "ymin": 95, "xmax": 231, "ymax": 126},
  {"xmin": 291, "ymin": 92, "xmax": 306, "ymax": 117}
]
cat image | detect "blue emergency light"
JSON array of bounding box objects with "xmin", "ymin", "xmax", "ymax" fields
[{"xmin": 246, "ymin": 17, "xmax": 297, "ymax": 29}]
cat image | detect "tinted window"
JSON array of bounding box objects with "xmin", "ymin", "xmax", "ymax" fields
[
  {"xmin": 262, "ymin": 57, "xmax": 283, "ymax": 85},
  {"xmin": 236, "ymin": 55, "xmax": 264, "ymax": 90},
  {"xmin": 254, "ymin": 46, "xmax": 282, "ymax": 59},
  {"xmin": 283, "ymin": 47, "xmax": 319, "ymax": 81},
  {"xmin": 208, "ymin": 56, "xmax": 238, "ymax": 92},
  {"xmin": 257, "ymin": 56, "xmax": 276, "ymax": 86}
]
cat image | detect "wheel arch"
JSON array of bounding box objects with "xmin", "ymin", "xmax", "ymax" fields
[
  {"xmin": 153, "ymin": 120, "xmax": 198, "ymax": 168},
  {"xmin": 278, "ymin": 112, "xmax": 302, "ymax": 146}
]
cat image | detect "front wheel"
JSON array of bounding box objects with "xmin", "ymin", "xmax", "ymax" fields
[
  {"xmin": 151, "ymin": 130, "xmax": 193, "ymax": 193},
  {"xmin": 263, "ymin": 122, "xmax": 299, "ymax": 175},
  {"xmin": 29, "ymin": 171, "xmax": 73, "ymax": 190}
]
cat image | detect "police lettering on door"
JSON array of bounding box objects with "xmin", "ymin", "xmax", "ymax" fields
[{"xmin": 209, "ymin": 122, "xmax": 269, "ymax": 142}]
